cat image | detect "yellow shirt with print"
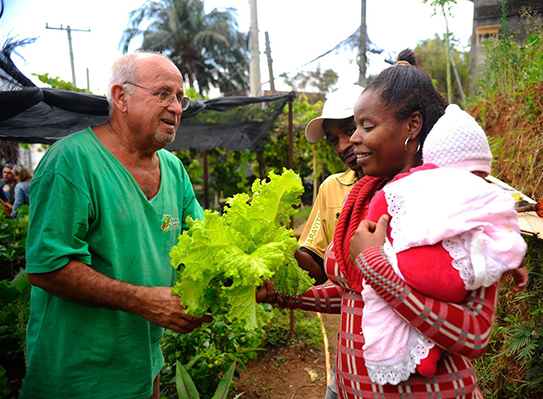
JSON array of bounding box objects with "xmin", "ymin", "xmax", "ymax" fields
[{"xmin": 298, "ymin": 169, "xmax": 358, "ymax": 260}]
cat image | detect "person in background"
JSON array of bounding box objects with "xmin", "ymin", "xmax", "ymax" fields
[
  {"xmin": 2, "ymin": 163, "xmax": 16, "ymax": 208},
  {"xmin": 356, "ymin": 103, "xmax": 526, "ymax": 385},
  {"xmin": 11, "ymin": 164, "xmax": 32, "ymax": 219},
  {"xmin": 20, "ymin": 51, "xmax": 211, "ymax": 399},
  {"xmin": 0, "ymin": 179, "xmax": 9, "ymax": 216},
  {"xmin": 296, "ymin": 85, "xmax": 365, "ymax": 285}
]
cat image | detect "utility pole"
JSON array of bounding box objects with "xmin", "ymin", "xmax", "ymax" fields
[
  {"xmin": 264, "ymin": 32, "xmax": 275, "ymax": 94},
  {"xmin": 248, "ymin": 0, "xmax": 262, "ymax": 97},
  {"xmin": 358, "ymin": 0, "xmax": 367, "ymax": 86},
  {"xmin": 46, "ymin": 23, "xmax": 91, "ymax": 87}
]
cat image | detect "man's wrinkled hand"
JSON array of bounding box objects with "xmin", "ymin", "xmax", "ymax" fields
[{"xmin": 138, "ymin": 286, "xmax": 213, "ymax": 334}]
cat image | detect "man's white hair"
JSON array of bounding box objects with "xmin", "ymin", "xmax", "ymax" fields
[{"xmin": 106, "ymin": 51, "xmax": 175, "ymax": 113}]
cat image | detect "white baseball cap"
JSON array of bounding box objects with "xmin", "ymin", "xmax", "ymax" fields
[{"xmin": 305, "ymin": 85, "xmax": 364, "ymax": 143}]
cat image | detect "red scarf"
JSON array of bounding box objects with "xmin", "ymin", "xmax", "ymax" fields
[{"xmin": 332, "ymin": 175, "xmax": 387, "ymax": 291}]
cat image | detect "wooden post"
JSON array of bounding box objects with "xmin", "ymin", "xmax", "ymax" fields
[
  {"xmin": 203, "ymin": 150, "xmax": 209, "ymax": 209},
  {"xmin": 288, "ymin": 97, "xmax": 295, "ymax": 336},
  {"xmin": 256, "ymin": 150, "xmax": 266, "ymax": 179},
  {"xmin": 358, "ymin": 0, "xmax": 367, "ymax": 86},
  {"xmin": 265, "ymin": 32, "xmax": 276, "ymax": 94}
]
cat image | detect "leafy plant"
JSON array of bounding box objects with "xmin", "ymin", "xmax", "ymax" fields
[
  {"xmin": 32, "ymin": 73, "xmax": 92, "ymax": 93},
  {"xmin": 175, "ymin": 360, "xmax": 241, "ymax": 399},
  {"xmin": 170, "ymin": 169, "xmax": 314, "ymax": 330},
  {"xmin": 160, "ymin": 311, "xmax": 266, "ymax": 397},
  {"xmin": 0, "ymin": 206, "xmax": 28, "ymax": 280}
]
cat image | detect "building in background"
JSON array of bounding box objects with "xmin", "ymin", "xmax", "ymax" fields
[
  {"xmin": 18, "ymin": 144, "xmax": 46, "ymax": 172},
  {"xmin": 470, "ymin": 0, "xmax": 543, "ymax": 85}
]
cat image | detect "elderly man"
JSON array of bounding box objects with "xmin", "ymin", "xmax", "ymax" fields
[{"xmin": 20, "ymin": 52, "xmax": 210, "ymax": 399}]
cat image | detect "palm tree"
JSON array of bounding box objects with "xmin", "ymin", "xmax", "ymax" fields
[{"xmin": 120, "ymin": 0, "xmax": 249, "ymax": 96}]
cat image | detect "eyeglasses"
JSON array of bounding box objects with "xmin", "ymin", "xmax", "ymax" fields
[{"xmin": 123, "ymin": 82, "xmax": 190, "ymax": 111}]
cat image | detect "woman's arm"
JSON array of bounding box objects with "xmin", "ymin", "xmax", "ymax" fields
[
  {"xmin": 356, "ymin": 246, "xmax": 497, "ymax": 358},
  {"xmin": 263, "ymin": 280, "xmax": 343, "ymax": 314}
]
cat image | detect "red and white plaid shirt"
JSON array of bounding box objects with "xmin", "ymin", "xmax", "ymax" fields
[{"xmin": 267, "ymin": 243, "xmax": 495, "ymax": 398}]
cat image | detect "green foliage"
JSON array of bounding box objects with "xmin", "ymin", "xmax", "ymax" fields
[
  {"xmin": 0, "ymin": 269, "xmax": 30, "ymax": 398},
  {"xmin": 0, "ymin": 207, "xmax": 28, "ymax": 280},
  {"xmin": 261, "ymin": 308, "xmax": 323, "ymax": 351},
  {"xmin": 469, "ymin": 3, "xmax": 543, "ymax": 198},
  {"xmin": 161, "ymin": 313, "xmax": 264, "ymax": 398},
  {"xmin": 476, "ymin": 2, "xmax": 543, "ymax": 101},
  {"xmin": 473, "ymin": 236, "xmax": 543, "ymax": 397},
  {"xmin": 121, "ymin": 0, "xmax": 249, "ymax": 95},
  {"xmin": 280, "ymin": 66, "xmax": 339, "ymax": 94},
  {"xmin": 32, "ymin": 73, "xmax": 92, "ymax": 93},
  {"xmin": 415, "ymin": 34, "xmax": 470, "ymax": 104},
  {"xmin": 0, "ymin": 206, "xmax": 30, "ymax": 397},
  {"xmin": 264, "ymin": 95, "xmax": 346, "ymax": 194},
  {"xmin": 422, "ymin": 0, "xmax": 457, "ymax": 11},
  {"xmin": 0, "ymin": 366, "xmax": 8, "ymax": 399},
  {"xmin": 0, "ymin": 269, "xmax": 31, "ymax": 356},
  {"xmin": 175, "ymin": 360, "xmax": 240, "ymax": 399},
  {"xmin": 422, "ymin": 0, "xmax": 458, "ymax": 103}
]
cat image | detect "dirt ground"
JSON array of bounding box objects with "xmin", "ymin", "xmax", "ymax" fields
[{"xmin": 232, "ymin": 311, "xmax": 341, "ymax": 398}]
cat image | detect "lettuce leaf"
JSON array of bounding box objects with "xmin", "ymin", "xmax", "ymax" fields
[{"xmin": 170, "ymin": 169, "xmax": 315, "ymax": 330}]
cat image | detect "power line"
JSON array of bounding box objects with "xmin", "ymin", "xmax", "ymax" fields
[{"xmin": 45, "ymin": 23, "xmax": 90, "ymax": 86}]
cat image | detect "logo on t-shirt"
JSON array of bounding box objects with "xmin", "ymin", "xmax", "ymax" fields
[
  {"xmin": 161, "ymin": 214, "xmax": 181, "ymax": 232},
  {"xmin": 301, "ymin": 211, "xmax": 321, "ymax": 247}
]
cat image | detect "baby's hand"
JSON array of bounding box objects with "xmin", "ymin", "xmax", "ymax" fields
[{"xmin": 502, "ymin": 262, "xmax": 528, "ymax": 292}]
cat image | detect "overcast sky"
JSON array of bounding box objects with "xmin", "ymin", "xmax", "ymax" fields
[{"xmin": 1, "ymin": 0, "xmax": 474, "ymax": 96}]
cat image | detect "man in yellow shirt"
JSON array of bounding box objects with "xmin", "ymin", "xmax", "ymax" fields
[{"xmin": 296, "ymin": 85, "xmax": 365, "ymax": 284}]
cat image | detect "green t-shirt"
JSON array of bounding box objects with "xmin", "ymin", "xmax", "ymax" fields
[{"xmin": 20, "ymin": 128, "xmax": 203, "ymax": 399}]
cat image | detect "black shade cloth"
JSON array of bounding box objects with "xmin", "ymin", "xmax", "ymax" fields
[
  {"xmin": 167, "ymin": 93, "xmax": 293, "ymax": 151},
  {"xmin": 0, "ymin": 39, "xmax": 295, "ymax": 152},
  {"xmin": 0, "ymin": 89, "xmax": 294, "ymax": 151}
]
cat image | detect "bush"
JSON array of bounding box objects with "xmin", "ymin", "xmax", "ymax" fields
[
  {"xmin": 160, "ymin": 312, "xmax": 267, "ymax": 398},
  {"xmin": 0, "ymin": 209, "xmax": 30, "ymax": 398},
  {"xmin": 473, "ymin": 236, "xmax": 543, "ymax": 397}
]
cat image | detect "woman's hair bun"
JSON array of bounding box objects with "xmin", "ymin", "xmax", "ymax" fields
[{"xmin": 397, "ymin": 49, "xmax": 417, "ymax": 67}]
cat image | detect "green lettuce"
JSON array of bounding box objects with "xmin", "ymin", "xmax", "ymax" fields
[{"xmin": 170, "ymin": 169, "xmax": 315, "ymax": 330}]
